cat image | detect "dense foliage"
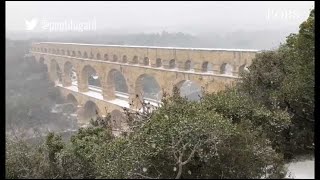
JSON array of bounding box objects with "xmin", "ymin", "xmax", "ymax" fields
[
  {"xmin": 5, "ymin": 9, "xmax": 314, "ymax": 179},
  {"xmin": 6, "ymin": 91, "xmax": 289, "ymax": 179},
  {"xmin": 239, "ymin": 9, "xmax": 314, "ymax": 157}
]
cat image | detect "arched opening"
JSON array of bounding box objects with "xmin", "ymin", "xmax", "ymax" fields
[
  {"xmin": 77, "ymin": 51, "xmax": 82, "ymax": 57},
  {"xmin": 202, "ymin": 61, "xmax": 208, "ymax": 72},
  {"xmin": 132, "ymin": 56, "xmax": 138, "ymax": 64},
  {"xmin": 50, "ymin": 59, "xmax": 62, "ymax": 84},
  {"xmin": 81, "ymin": 65, "xmax": 101, "ymax": 91},
  {"xmin": 122, "ymin": 55, "xmax": 128, "ymax": 63},
  {"xmin": 107, "ymin": 69, "xmax": 129, "ymax": 100},
  {"xmin": 110, "ymin": 109, "xmax": 127, "ymax": 131},
  {"xmin": 79, "ymin": 100, "xmax": 101, "ymax": 123},
  {"xmin": 66, "ymin": 93, "xmax": 78, "ymax": 107},
  {"xmin": 64, "ymin": 61, "xmax": 78, "ymax": 86},
  {"xmin": 104, "ymin": 54, "xmax": 109, "ymax": 61},
  {"xmin": 135, "ymin": 74, "xmax": 162, "ymax": 103},
  {"xmin": 44, "ymin": 48, "xmax": 47, "ymax": 53},
  {"xmin": 185, "ymin": 60, "xmax": 192, "ymax": 71},
  {"xmin": 220, "ymin": 63, "xmax": 233, "ymax": 75},
  {"xmin": 39, "ymin": 57, "xmax": 47, "ymax": 71},
  {"xmin": 143, "ymin": 57, "xmax": 149, "ymax": 66},
  {"xmin": 112, "ymin": 55, "xmax": 118, "ymax": 62},
  {"xmin": 169, "ymin": 59, "xmax": 176, "ymax": 69},
  {"xmin": 156, "ymin": 58, "xmax": 162, "ymax": 67},
  {"xmin": 52, "ymin": 49, "xmax": 56, "ymax": 54},
  {"xmin": 67, "ymin": 50, "xmax": 70, "ymax": 56},
  {"xmin": 39, "ymin": 57, "xmax": 45, "ymax": 64},
  {"xmin": 175, "ymin": 80, "xmax": 203, "ymax": 101},
  {"xmin": 61, "ymin": 50, "xmax": 65, "ymax": 55},
  {"xmin": 96, "ymin": 53, "xmax": 101, "ymax": 60},
  {"xmin": 202, "ymin": 61, "xmax": 213, "ymax": 73},
  {"xmin": 83, "ymin": 52, "xmax": 88, "ymax": 59},
  {"xmin": 90, "ymin": 52, "xmax": 94, "ymax": 59},
  {"xmin": 239, "ymin": 64, "xmax": 249, "ymax": 75},
  {"xmin": 72, "ymin": 51, "xmax": 76, "ymax": 57},
  {"xmin": 41, "ymin": 48, "xmax": 43, "ymax": 52},
  {"xmin": 56, "ymin": 49, "xmax": 60, "ymax": 54}
]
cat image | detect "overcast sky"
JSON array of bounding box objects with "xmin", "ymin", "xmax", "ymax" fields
[{"xmin": 6, "ymin": 1, "xmax": 314, "ymax": 35}]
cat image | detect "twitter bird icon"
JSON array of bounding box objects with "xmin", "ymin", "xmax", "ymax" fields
[{"xmin": 25, "ymin": 18, "xmax": 38, "ymax": 31}]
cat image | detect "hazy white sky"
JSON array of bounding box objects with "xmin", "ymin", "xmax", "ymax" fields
[{"xmin": 6, "ymin": 1, "xmax": 314, "ymax": 34}]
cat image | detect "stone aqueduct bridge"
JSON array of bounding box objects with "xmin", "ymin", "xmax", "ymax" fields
[{"xmin": 28, "ymin": 42, "xmax": 258, "ymax": 128}]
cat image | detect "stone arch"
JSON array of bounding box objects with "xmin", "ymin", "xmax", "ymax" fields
[
  {"xmin": 135, "ymin": 74, "xmax": 162, "ymax": 102},
  {"xmin": 72, "ymin": 51, "xmax": 76, "ymax": 57},
  {"xmin": 106, "ymin": 69, "xmax": 129, "ymax": 99},
  {"xmin": 185, "ymin": 60, "xmax": 192, "ymax": 70},
  {"xmin": 239, "ymin": 64, "xmax": 249, "ymax": 74},
  {"xmin": 169, "ymin": 59, "xmax": 176, "ymax": 69},
  {"xmin": 112, "ymin": 55, "xmax": 118, "ymax": 62},
  {"xmin": 174, "ymin": 80, "xmax": 203, "ymax": 101},
  {"xmin": 96, "ymin": 53, "xmax": 101, "ymax": 60},
  {"xmin": 50, "ymin": 59, "xmax": 62, "ymax": 83},
  {"xmin": 104, "ymin": 54, "xmax": 109, "ymax": 61},
  {"xmin": 79, "ymin": 100, "xmax": 101, "ymax": 123},
  {"xmin": 56, "ymin": 49, "xmax": 60, "ymax": 54},
  {"xmin": 64, "ymin": 61, "xmax": 77, "ymax": 86},
  {"xmin": 66, "ymin": 93, "xmax": 78, "ymax": 107},
  {"xmin": 220, "ymin": 63, "xmax": 233, "ymax": 75},
  {"xmin": 61, "ymin": 49, "xmax": 65, "ymax": 55},
  {"xmin": 202, "ymin": 61, "xmax": 213, "ymax": 72},
  {"xmin": 132, "ymin": 56, "xmax": 138, "ymax": 64},
  {"xmin": 156, "ymin": 58, "xmax": 162, "ymax": 67},
  {"xmin": 143, "ymin": 57, "xmax": 149, "ymax": 66},
  {"xmin": 81, "ymin": 65, "xmax": 101, "ymax": 91},
  {"xmin": 44, "ymin": 48, "xmax": 47, "ymax": 53},
  {"xmin": 39, "ymin": 57, "xmax": 45, "ymax": 64},
  {"xmin": 202, "ymin": 61, "xmax": 208, "ymax": 72},
  {"xmin": 41, "ymin": 48, "xmax": 43, "ymax": 52},
  {"xmin": 77, "ymin": 51, "xmax": 82, "ymax": 57},
  {"xmin": 110, "ymin": 109, "xmax": 127, "ymax": 131},
  {"xmin": 90, "ymin": 52, "xmax": 94, "ymax": 59},
  {"xmin": 67, "ymin": 50, "xmax": 70, "ymax": 56},
  {"xmin": 39, "ymin": 57, "xmax": 47, "ymax": 71},
  {"xmin": 83, "ymin": 52, "xmax": 88, "ymax": 58},
  {"xmin": 52, "ymin": 49, "xmax": 56, "ymax": 54},
  {"xmin": 122, "ymin": 55, "xmax": 128, "ymax": 63}
]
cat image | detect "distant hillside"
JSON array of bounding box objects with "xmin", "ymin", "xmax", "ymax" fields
[{"xmin": 7, "ymin": 29, "xmax": 294, "ymax": 50}]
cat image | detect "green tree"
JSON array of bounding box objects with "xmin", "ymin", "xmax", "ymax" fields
[
  {"xmin": 93, "ymin": 92, "xmax": 287, "ymax": 179},
  {"xmin": 238, "ymin": 9, "xmax": 314, "ymax": 157}
]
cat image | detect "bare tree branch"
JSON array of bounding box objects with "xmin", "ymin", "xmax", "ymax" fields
[{"xmin": 181, "ymin": 141, "xmax": 200, "ymax": 165}]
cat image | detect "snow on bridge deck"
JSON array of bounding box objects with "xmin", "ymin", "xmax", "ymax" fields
[
  {"xmin": 56, "ymin": 84, "xmax": 161, "ymax": 110},
  {"xmin": 35, "ymin": 42, "xmax": 260, "ymax": 52}
]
